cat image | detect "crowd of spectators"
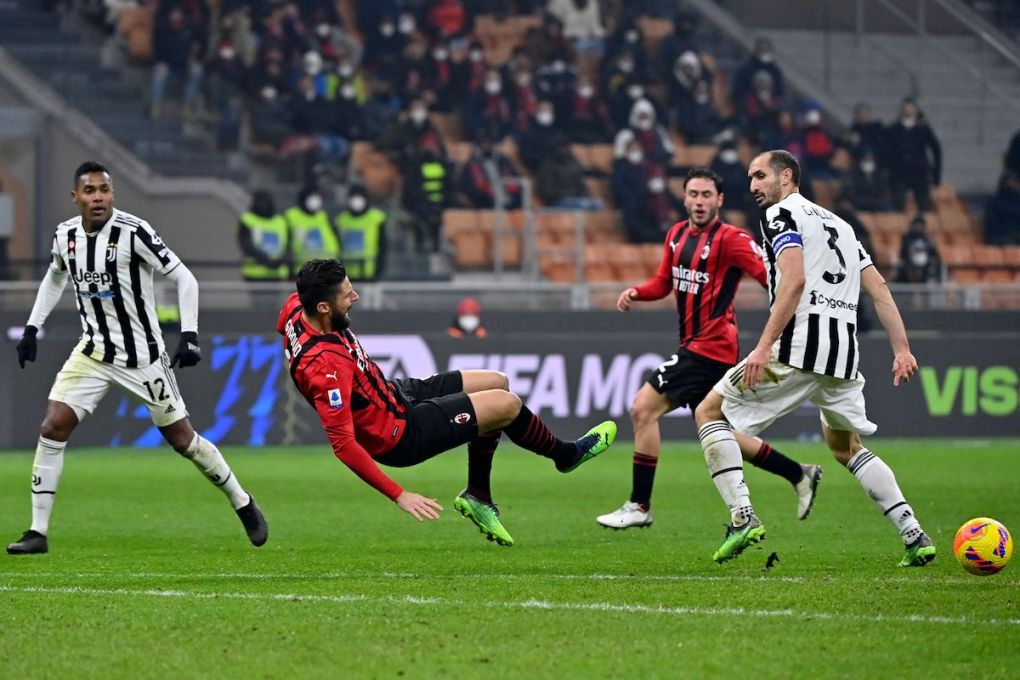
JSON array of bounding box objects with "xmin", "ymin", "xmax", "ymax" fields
[{"xmin": 77, "ymin": 1, "xmax": 994, "ymax": 277}]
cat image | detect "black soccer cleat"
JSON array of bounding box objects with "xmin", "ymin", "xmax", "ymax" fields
[
  {"xmin": 235, "ymin": 495, "xmax": 268, "ymax": 547},
  {"xmin": 7, "ymin": 529, "xmax": 48, "ymax": 555}
]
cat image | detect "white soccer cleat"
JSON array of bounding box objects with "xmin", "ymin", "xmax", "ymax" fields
[
  {"xmin": 795, "ymin": 464, "xmax": 823, "ymax": 520},
  {"xmin": 596, "ymin": 501, "xmax": 653, "ymax": 529}
]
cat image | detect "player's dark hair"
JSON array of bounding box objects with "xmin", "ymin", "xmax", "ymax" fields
[
  {"xmin": 73, "ymin": 161, "xmax": 110, "ymax": 188},
  {"xmin": 765, "ymin": 150, "xmax": 800, "ymax": 186},
  {"xmin": 296, "ymin": 259, "xmax": 347, "ymax": 311},
  {"xmin": 683, "ymin": 167, "xmax": 724, "ymax": 194}
]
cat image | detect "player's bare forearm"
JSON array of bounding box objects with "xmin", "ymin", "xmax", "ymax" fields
[
  {"xmin": 861, "ymin": 266, "xmax": 910, "ymax": 355},
  {"xmin": 756, "ymin": 249, "xmax": 805, "ymax": 352}
]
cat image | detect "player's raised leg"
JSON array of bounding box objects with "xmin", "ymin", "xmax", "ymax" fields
[
  {"xmin": 7, "ymin": 401, "xmax": 79, "ymax": 555},
  {"xmin": 737, "ymin": 433, "xmax": 823, "ymax": 520},
  {"xmin": 695, "ymin": 391, "xmax": 764, "ymax": 563},
  {"xmin": 824, "ymin": 425, "xmax": 934, "ymax": 566},
  {"xmin": 161, "ymin": 418, "xmax": 268, "ymax": 547},
  {"xmin": 596, "ymin": 383, "xmax": 668, "ymax": 529}
]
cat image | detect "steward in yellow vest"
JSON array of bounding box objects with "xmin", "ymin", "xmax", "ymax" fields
[
  {"xmin": 335, "ymin": 186, "xmax": 386, "ymax": 281},
  {"xmin": 238, "ymin": 190, "xmax": 291, "ymax": 280},
  {"xmin": 285, "ymin": 188, "xmax": 341, "ymax": 270}
]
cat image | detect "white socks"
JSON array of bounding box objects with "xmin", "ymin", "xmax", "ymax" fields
[
  {"xmin": 30, "ymin": 436, "xmax": 66, "ymax": 536},
  {"xmin": 182, "ymin": 433, "xmax": 249, "ymax": 510},
  {"xmin": 847, "ymin": 448, "xmax": 923, "ymax": 544},
  {"xmin": 698, "ymin": 421, "xmax": 754, "ymax": 526}
]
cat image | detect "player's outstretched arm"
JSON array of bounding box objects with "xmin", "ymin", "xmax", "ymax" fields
[
  {"xmin": 395, "ymin": 491, "xmax": 444, "ymax": 521},
  {"xmin": 861, "ymin": 265, "xmax": 917, "ymax": 386}
]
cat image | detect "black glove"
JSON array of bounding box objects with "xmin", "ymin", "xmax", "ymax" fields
[
  {"xmin": 16, "ymin": 325, "xmax": 38, "ymax": 369},
  {"xmin": 170, "ymin": 331, "xmax": 202, "ymax": 368}
]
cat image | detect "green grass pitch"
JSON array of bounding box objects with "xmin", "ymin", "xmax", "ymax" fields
[{"xmin": 1, "ymin": 439, "xmax": 1017, "ymax": 678}]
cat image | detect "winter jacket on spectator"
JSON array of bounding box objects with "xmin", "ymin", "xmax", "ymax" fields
[{"xmin": 613, "ymin": 98, "xmax": 674, "ymax": 163}]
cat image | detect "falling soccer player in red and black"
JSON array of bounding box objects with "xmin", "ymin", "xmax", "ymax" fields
[
  {"xmin": 595, "ymin": 167, "xmax": 823, "ymax": 530},
  {"xmin": 277, "ymin": 259, "xmax": 617, "ymax": 546}
]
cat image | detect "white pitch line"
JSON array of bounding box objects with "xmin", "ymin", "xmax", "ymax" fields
[
  {"xmin": 0, "ymin": 584, "xmax": 1017, "ymax": 627},
  {"xmin": 0, "ymin": 571, "xmax": 1015, "ymax": 587}
]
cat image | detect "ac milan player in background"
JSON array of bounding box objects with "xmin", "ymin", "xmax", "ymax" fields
[
  {"xmin": 596, "ymin": 168, "xmax": 821, "ymax": 530},
  {"xmin": 277, "ymin": 259, "xmax": 617, "ymax": 546}
]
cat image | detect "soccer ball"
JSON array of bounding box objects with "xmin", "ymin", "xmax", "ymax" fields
[{"xmin": 953, "ymin": 518, "xmax": 1013, "ymax": 576}]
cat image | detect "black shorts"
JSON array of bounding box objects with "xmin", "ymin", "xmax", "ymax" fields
[
  {"xmin": 646, "ymin": 347, "xmax": 733, "ymax": 410},
  {"xmin": 380, "ymin": 371, "xmax": 479, "ymax": 468}
]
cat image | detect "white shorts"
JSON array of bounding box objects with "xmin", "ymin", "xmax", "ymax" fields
[
  {"xmin": 49, "ymin": 349, "xmax": 188, "ymax": 427},
  {"xmin": 713, "ymin": 357, "xmax": 877, "ymax": 437}
]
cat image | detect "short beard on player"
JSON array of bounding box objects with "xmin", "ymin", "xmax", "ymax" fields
[
  {"xmin": 692, "ymin": 209, "xmax": 718, "ymax": 228},
  {"xmin": 330, "ymin": 307, "xmax": 351, "ymax": 331}
]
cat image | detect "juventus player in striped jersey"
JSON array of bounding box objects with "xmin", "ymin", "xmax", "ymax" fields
[
  {"xmin": 695, "ymin": 150, "xmax": 935, "ymax": 567},
  {"xmin": 596, "ymin": 168, "xmax": 822, "ymax": 530},
  {"xmin": 7, "ymin": 161, "xmax": 267, "ymax": 554}
]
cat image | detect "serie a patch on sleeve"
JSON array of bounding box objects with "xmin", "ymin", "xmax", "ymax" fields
[{"xmin": 327, "ymin": 388, "xmax": 344, "ymax": 409}]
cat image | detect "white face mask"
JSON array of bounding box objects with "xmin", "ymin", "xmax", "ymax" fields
[
  {"xmin": 484, "ymin": 80, "xmax": 501, "ymax": 95},
  {"xmin": 625, "ymin": 30, "xmax": 639, "ymax": 43},
  {"xmin": 348, "ymin": 196, "xmax": 366, "ymax": 212},
  {"xmin": 618, "ymin": 60, "xmax": 634, "ymax": 73},
  {"xmin": 380, "ymin": 23, "xmax": 395, "ymax": 37},
  {"xmin": 305, "ymin": 195, "xmax": 323, "ymax": 212},
  {"xmin": 398, "ymin": 15, "xmax": 415, "ymax": 34},
  {"xmin": 340, "ymin": 85, "xmax": 356, "ymax": 99},
  {"xmin": 901, "ymin": 117, "xmax": 916, "ymax": 129},
  {"xmin": 410, "ymin": 108, "xmax": 427, "ymax": 124},
  {"xmin": 759, "ymin": 51, "xmax": 774, "ymax": 64},
  {"xmin": 469, "ymin": 50, "xmax": 483, "ymax": 63},
  {"xmin": 909, "ymin": 246, "xmax": 929, "ymax": 268},
  {"xmin": 536, "ymin": 110, "xmax": 554, "ymax": 126},
  {"xmin": 804, "ymin": 110, "xmax": 821, "ymax": 126},
  {"xmin": 626, "ymin": 150, "xmax": 643, "ymax": 164},
  {"xmin": 635, "ymin": 116, "xmax": 653, "ymax": 131},
  {"xmin": 648, "ymin": 177, "xmax": 665, "ymax": 193},
  {"xmin": 516, "ymin": 73, "xmax": 531, "ymax": 86},
  {"xmin": 627, "ymin": 85, "xmax": 644, "ymax": 100},
  {"xmin": 720, "ymin": 149, "xmax": 739, "ymax": 164},
  {"xmin": 260, "ymin": 86, "xmax": 277, "ymax": 101},
  {"xmin": 458, "ymin": 314, "xmax": 480, "ymax": 333},
  {"xmin": 338, "ymin": 63, "xmax": 354, "ymax": 77},
  {"xmin": 219, "ymin": 46, "xmax": 236, "ymax": 60},
  {"xmin": 433, "ymin": 48, "xmax": 448, "ymax": 61},
  {"xmin": 578, "ymin": 85, "xmax": 594, "ymax": 98},
  {"xmin": 316, "ymin": 23, "xmax": 331, "ymax": 38},
  {"xmin": 861, "ymin": 161, "xmax": 876, "ymax": 174}
]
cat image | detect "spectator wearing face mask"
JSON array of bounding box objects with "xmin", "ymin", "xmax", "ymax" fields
[
  {"xmin": 336, "ymin": 185, "xmax": 387, "ymax": 281},
  {"xmin": 535, "ymin": 139, "xmax": 603, "ymax": 210},
  {"xmin": 607, "ymin": 71, "xmax": 647, "ymax": 129},
  {"xmin": 709, "ymin": 140, "xmax": 757, "ymax": 228},
  {"xmin": 885, "ymin": 97, "xmax": 942, "ymax": 211},
  {"xmin": 846, "ymin": 102, "xmax": 885, "ymax": 162},
  {"xmin": 536, "ymin": 57, "xmax": 579, "ymax": 119},
  {"xmin": 733, "ymin": 36, "xmax": 784, "ymax": 107},
  {"xmin": 611, "ymin": 140, "xmax": 650, "ymax": 213},
  {"xmin": 895, "ymin": 214, "xmax": 943, "ymax": 283},
  {"xmin": 424, "ymin": 42, "xmax": 458, "ymax": 109},
  {"xmin": 565, "ymin": 76, "xmax": 614, "ymax": 143},
  {"xmin": 522, "ymin": 12, "xmax": 576, "ymax": 68},
  {"xmin": 459, "ymin": 136, "xmax": 523, "ymax": 210},
  {"xmin": 603, "ymin": 17, "xmax": 649, "ymax": 80},
  {"xmin": 517, "ymin": 100, "xmax": 565, "ymax": 173},
  {"xmin": 668, "ymin": 51, "xmax": 719, "ymax": 144},
  {"xmin": 379, "ymin": 99, "xmax": 445, "ymax": 162},
  {"xmin": 458, "ymin": 40, "xmax": 489, "ymax": 96},
  {"xmin": 362, "ymin": 14, "xmax": 406, "ymax": 74},
  {"xmin": 613, "ymin": 98, "xmax": 674, "ymax": 164},
  {"xmin": 655, "ymin": 8, "xmax": 702, "ymax": 82},
  {"xmin": 801, "ymin": 106, "xmax": 837, "ymax": 179},
  {"xmin": 463, "ymin": 69, "xmax": 512, "ymax": 142},
  {"xmin": 286, "ymin": 187, "xmax": 342, "ymax": 270},
  {"xmin": 509, "ymin": 67, "xmax": 541, "ymax": 135},
  {"xmin": 845, "ymin": 150, "xmax": 893, "ymax": 212},
  {"xmin": 612, "ymin": 141, "xmax": 677, "ymax": 243},
  {"xmin": 238, "ymin": 190, "xmax": 291, "ymax": 281},
  {"xmin": 742, "ymin": 70, "xmax": 781, "ymax": 141},
  {"xmin": 448, "ymin": 298, "xmax": 487, "ymax": 338}
]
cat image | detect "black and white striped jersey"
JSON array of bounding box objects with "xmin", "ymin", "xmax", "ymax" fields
[
  {"xmin": 761, "ymin": 193, "xmax": 873, "ymax": 379},
  {"xmin": 47, "ymin": 208, "xmax": 182, "ymax": 368}
]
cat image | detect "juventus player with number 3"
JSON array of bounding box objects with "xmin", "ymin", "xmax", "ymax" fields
[
  {"xmin": 597, "ymin": 168, "xmax": 822, "ymax": 530},
  {"xmin": 696, "ymin": 151, "xmax": 935, "ymax": 566},
  {"xmin": 7, "ymin": 162, "xmax": 267, "ymax": 554}
]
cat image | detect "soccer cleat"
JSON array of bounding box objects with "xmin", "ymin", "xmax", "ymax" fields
[
  {"xmin": 712, "ymin": 515, "xmax": 766, "ymax": 564},
  {"xmin": 559, "ymin": 421, "xmax": 618, "ymax": 473},
  {"xmin": 898, "ymin": 532, "xmax": 937, "ymax": 567},
  {"xmin": 454, "ymin": 491, "xmax": 514, "ymax": 546},
  {"xmin": 795, "ymin": 464, "xmax": 823, "ymax": 520},
  {"xmin": 235, "ymin": 495, "xmax": 269, "ymax": 547},
  {"xmin": 7, "ymin": 529, "xmax": 48, "ymax": 555},
  {"xmin": 596, "ymin": 501, "xmax": 654, "ymax": 529}
]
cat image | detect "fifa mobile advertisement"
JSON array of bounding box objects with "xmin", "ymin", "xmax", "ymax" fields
[{"xmin": 1, "ymin": 310, "xmax": 1017, "ymax": 448}]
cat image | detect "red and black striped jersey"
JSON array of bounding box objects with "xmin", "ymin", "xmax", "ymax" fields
[
  {"xmin": 276, "ymin": 293, "xmax": 407, "ymax": 499},
  {"xmin": 632, "ymin": 218, "xmax": 767, "ymax": 365}
]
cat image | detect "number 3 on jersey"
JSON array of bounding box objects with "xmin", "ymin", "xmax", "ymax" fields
[{"xmin": 821, "ymin": 225, "xmax": 847, "ymax": 285}]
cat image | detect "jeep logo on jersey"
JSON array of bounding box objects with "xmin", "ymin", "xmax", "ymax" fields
[
  {"xmin": 360, "ymin": 335, "xmax": 438, "ymax": 380},
  {"xmin": 453, "ymin": 412, "xmax": 471, "ymax": 425},
  {"xmin": 74, "ymin": 270, "xmax": 112, "ymax": 286},
  {"xmin": 327, "ymin": 388, "xmax": 343, "ymax": 409}
]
